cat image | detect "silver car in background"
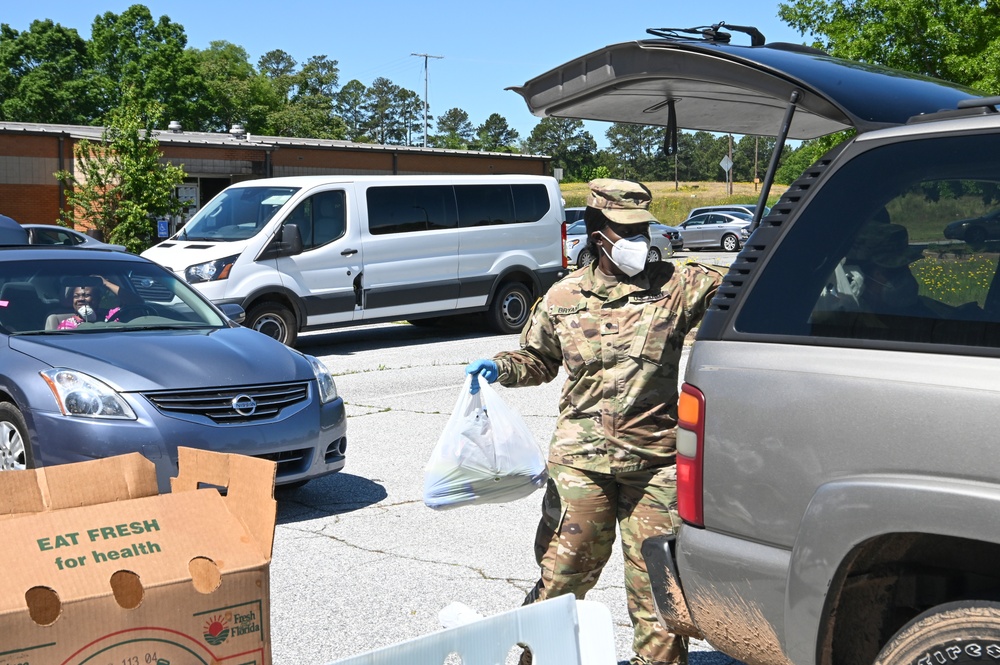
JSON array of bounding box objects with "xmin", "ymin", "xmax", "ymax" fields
[
  {"xmin": 676, "ymin": 211, "xmax": 750, "ymax": 251},
  {"xmin": 23, "ymin": 224, "xmax": 128, "ymax": 252}
]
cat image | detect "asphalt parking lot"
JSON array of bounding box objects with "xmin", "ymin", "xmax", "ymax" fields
[{"xmin": 268, "ymin": 316, "xmax": 744, "ymax": 665}]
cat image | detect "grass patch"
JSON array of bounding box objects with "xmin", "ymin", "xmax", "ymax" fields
[
  {"xmin": 561, "ymin": 181, "xmax": 789, "ymax": 226},
  {"xmin": 914, "ymin": 254, "xmax": 998, "ymax": 307}
]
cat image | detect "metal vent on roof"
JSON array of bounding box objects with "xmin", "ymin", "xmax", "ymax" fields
[
  {"xmin": 167, "ymin": 120, "xmax": 182, "ymax": 133},
  {"xmin": 229, "ymin": 123, "xmax": 247, "ymax": 140}
]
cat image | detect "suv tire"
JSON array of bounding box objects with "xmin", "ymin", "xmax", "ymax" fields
[{"xmin": 874, "ymin": 600, "xmax": 1000, "ymax": 665}]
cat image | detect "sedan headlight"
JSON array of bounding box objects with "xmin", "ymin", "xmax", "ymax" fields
[
  {"xmin": 304, "ymin": 354, "xmax": 338, "ymax": 403},
  {"xmin": 185, "ymin": 254, "xmax": 240, "ymax": 283},
  {"xmin": 40, "ymin": 369, "xmax": 136, "ymax": 420}
]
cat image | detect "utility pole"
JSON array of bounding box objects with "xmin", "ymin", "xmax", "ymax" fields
[{"xmin": 411, "ymin": 52, "xmax": 443, "ymax": 147}]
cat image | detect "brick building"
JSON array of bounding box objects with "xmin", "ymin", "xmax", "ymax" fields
[{"xmin": 0, "ymin": 121, "xmax": 552, "ymax": 229}]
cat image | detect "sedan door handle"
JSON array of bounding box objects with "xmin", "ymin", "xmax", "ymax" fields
[{"xmin": 341, "ymin": 248, "xmax": 358, "ymax": 256}]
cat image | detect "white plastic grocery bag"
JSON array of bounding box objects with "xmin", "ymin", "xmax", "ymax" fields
[{"xmin": 423, "ymin": 376, "xmax": 547, "ymax": 510}]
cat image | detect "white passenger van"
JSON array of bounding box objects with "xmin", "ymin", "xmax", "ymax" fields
[{"xmin": 141, "ymin": 174, "xmax": 567, "ymax": 345}]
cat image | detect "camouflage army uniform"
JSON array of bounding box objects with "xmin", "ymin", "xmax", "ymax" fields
[{"xmin": 494, "ymin": 258, "xmax": 722, "ymax": 665}]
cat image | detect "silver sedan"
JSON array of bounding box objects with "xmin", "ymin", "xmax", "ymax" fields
[{"xmin": 677, "ymin": 211, "xmax": 751, "ymax": 252}]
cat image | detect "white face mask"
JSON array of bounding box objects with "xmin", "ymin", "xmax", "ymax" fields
[
  {"xmin": 76, "ymin": 304, "xmax": 97, "ymax": 322},
  {"xmin": 599, "ymin": 231, "xmax": 650, "ymax": 276}
]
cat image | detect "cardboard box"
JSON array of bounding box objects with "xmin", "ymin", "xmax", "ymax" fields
[{"xmin": 0, "ymin": 447, "xmax": 277, "ymax": 665}]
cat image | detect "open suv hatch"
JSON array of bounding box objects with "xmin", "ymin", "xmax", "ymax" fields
[{"xmin": 515, "ymin": 23, "xmax": 1000, "ymax": 665}]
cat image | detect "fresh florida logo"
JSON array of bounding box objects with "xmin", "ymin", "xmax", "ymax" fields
[{"xmin": 203, "ymin": 614, "xmax": 231, "ymax": 645}]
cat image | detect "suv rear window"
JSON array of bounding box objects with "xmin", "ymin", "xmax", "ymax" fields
[{"xmin": 736, "ymin": 132, "xmax": 1000, "ymax": 351}]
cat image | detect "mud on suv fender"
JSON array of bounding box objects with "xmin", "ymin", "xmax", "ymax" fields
[{"xmin": 791, "ymin": 477, "xmax": 1000, "ymax": 665}]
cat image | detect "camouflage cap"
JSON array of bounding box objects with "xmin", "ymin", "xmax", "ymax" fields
[{"xmin": 586, "ymin": 178, "xmax": 658, "ymax": 225}]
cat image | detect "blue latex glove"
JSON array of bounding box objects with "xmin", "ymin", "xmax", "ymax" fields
[{"xmin": 465, "ymin": 359, "xmax": 499, "ymax": 395}]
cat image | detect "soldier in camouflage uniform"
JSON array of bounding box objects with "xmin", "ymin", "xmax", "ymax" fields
[{"xmin": 467, "ymin": 179, "xmax": 724, "ymax": 665}]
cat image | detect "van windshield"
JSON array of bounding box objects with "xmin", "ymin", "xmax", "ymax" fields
[{"xmin": 177, "ymin": 187, "xmax": 300, "ymax": 241}]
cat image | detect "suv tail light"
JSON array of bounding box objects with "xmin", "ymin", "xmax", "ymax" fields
[{"xmin": 677, "ymin": 383, "xmax": 705, "ymax": 526}]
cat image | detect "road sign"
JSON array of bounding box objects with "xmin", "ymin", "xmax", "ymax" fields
[{"xmin": 720, "ymin": 155, "xmax": 734, "ymax": 172}]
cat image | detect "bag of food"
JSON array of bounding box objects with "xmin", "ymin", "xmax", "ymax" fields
[{"xmin": 423, "ymin": 376, "xmax": 547, "ymax": 510}]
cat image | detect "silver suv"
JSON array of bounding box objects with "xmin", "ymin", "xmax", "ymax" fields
[{"xmin": 517, "ymin": 23, "xmax": 1000, "ymax": 665}]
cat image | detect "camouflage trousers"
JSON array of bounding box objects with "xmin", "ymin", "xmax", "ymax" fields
[{"xmin": 522, "ymin": 462, "xmax": 688, "ymax": 665}]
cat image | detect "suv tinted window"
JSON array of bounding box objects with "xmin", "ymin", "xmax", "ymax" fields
[
  {"xmin": 367, "ymin": 185, "xmax": 458, "ymax": 235},
  {"xmin": 511, "ymin": 184, "xmax": 551, "ymax": 223},
  {"xmin": 456, "ymin": 184, "xmax": 514, "ymax": 227},
  {"xmin": 737, "ymin": 133, "xmax": 1000, "ymax": 351}
]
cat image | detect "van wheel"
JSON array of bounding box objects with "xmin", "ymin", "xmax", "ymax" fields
[
  {"xmin": 721, "ymin": 234, "xmax": 740, "ymax": 252},
  {"xmin": 488, "ymin": 282, "xmax": 532, "ymax": 334},
  {"xmin": 874, "ymin": 601, "xmax": 1000, "ymax": 665},
  {"xmin": 246, "ymin": 302, "xmax": 298, "ymax": 346},
  {"xmin": 0, "ymin": 402, "xmax": 32, "ymax": 471}
]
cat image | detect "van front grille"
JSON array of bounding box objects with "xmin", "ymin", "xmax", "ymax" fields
[{"xmin": 143, "ymin": 382, "xmax": 309, "ymax": 423}]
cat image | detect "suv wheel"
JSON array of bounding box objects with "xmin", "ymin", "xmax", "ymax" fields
[
  {"xmin": 721, "ymin": 233, "xmax": 740, "ymax": 252},
  {"xmin": 874, "ymin": 600, "xmax": 1000, "ymax": 664}
]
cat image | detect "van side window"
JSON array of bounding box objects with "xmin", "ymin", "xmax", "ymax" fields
[
  {"xmin": 735, "ymin": 134, "xmax": 1000, "ymax": 351},
  {"xmin": 512, "ymin": 184, "xmax": 551, "ymax": 223},
  {"xmin": 285, "ymin": 190, "xmax": 346, "ymax": 250},
  {"xmin": 456, "ymin": 185, "xmax": 514, "ymax": 227},
  {"xmin": 367, "ymin": 186, "xmax": 457, "ymax": 235}
]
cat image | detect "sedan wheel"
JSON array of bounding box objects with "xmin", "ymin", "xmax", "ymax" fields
[
  {"xmin": 0, "ymin": 402, "xmax": 31, "ymax": 471},
  {"xmin": 646, "ymin": 247, "xmax": 662, "ymax": 263},
  {"xmin": 721, "ymin": 233, "xmax": 740, "ymax": 252}
]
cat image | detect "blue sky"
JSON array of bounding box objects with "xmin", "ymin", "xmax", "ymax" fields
[{"xmin": 4, "ymin": 1, "xmax": 810, "ymax": 147}]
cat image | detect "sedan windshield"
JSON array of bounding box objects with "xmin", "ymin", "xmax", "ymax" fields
[
  {"xmin": 0, "ymin": 258, "xmax": 228, "ymax": 335},
  {"xmin": 176, "ymin": 186, "xmax": 300, "ymax": 241}
]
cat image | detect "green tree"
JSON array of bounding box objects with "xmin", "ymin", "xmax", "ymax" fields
[
  {"xmin": 432, "ymin": 107, "xmax": 475, "ymax": 149},
  {"xmin": 0, "ymin": 19, "xmax": 97, "ymax": 124},
  {"xmin": 257, "ymin": 49, "xmax": 297, "ymax": 100},
  {"xmin": 54, "ymin": 88, "xmax": 186, "ymax": 253},
  {"xmin": 194, "ymin": 41, "xmax": 279, "ymax": 133},
  {"xmin": 732, "ymin": 135, "xmax": 778, "ymax": 183},
  {"xmin": 777, "ymin": 0, "xmax": 1000, "ymax": 92},
  {"xmin": 396, "ymin": 88, "xmax": 425, "ymax": 146},
  {"xmin": 358, "ymin": 78, "xmax": 423, "ymax": 145},
  {"xmin": 523, "ymin": 118, "xmax": 597, "ymax": 181},
  {"xmin": 335, "ymin": 79, "xmax": 372, "ymax": 142},
  {"xmin": 88, "ymin": 5, "xmax": 206, "ymax": 128},
  {"xmin": 475, "ymin": 113, "xmax": 520, "ymax": 152},
  {"xmin": 605, "ymin": 123, "xmax": 665, "ymax": 181},
  {"xmin": 774, "ymin": 132, "xmax": 852, "ymax": 184}
]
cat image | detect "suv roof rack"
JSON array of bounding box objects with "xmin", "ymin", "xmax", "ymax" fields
[
  {"xmin": 906, "ymin": 96, "xmax": 1000, "ymax": 125},
  {"xmin": 646, "ymin": 22, "xmax": 767, "ymax": 46},
  {"xmin": 645, "ymin": 22, "xmax": 831, "ymax": 55}
]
